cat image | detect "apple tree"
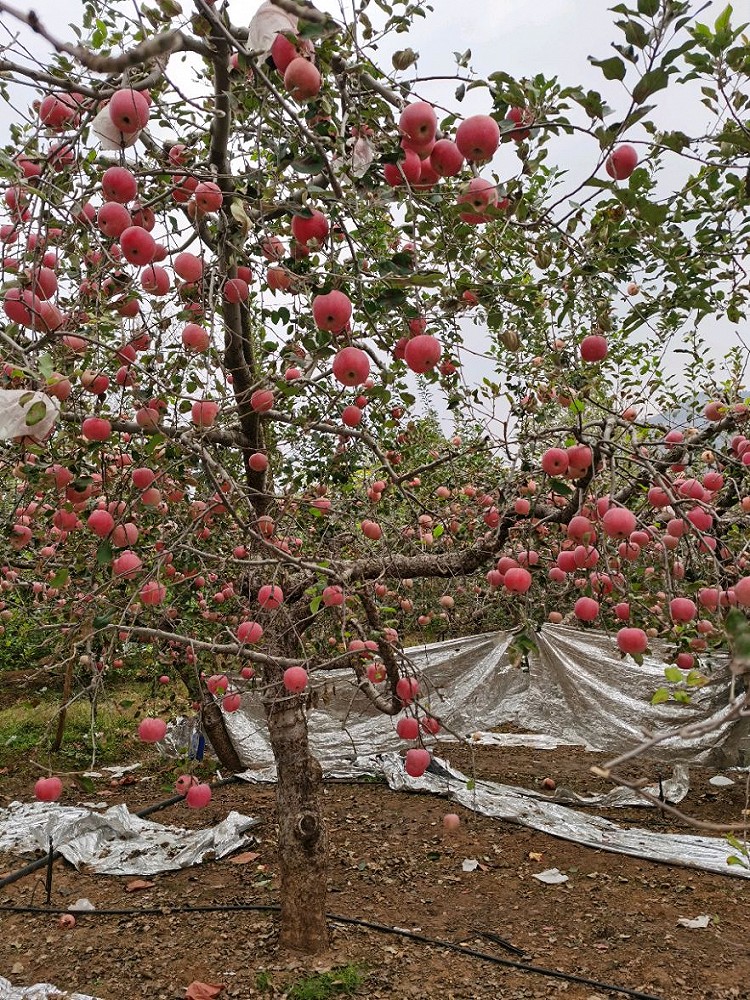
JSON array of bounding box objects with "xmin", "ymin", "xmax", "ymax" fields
[{"xmin": 1, "ymin": 0, "xmax": 750, "ymax": 952}]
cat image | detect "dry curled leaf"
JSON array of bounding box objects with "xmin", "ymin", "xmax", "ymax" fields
[
  {"xmin": 227, "ymin": 851, "xmax": 261, "ymax": 865},
  {"xmin": 125, "ymin": 878, "xmax": 156, "ymax": 892},
  {"xmin": 185, "ymin": 981, "xmax": 225, "ymax": 999}
]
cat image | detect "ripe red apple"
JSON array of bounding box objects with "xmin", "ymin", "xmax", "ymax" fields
[
  {"xmin": 174, "ymin": 252, "xmax": 203, "ymax": 282},
  {"xmin": 670, "ymin": 597, "xmax": 696, "ymax": 623},
  {"xmin": 113, "ymin": 550, "xmax": 142, "ymax": 579},
  {"xmin": 283, "ymin": 666, "xmax": 309, "ymax": 693},
  {"xmin": 271, "ymin": 33, "xmax": 305, "ymax": 74},
  {"xmin": 108, "ymin": 88, "xmax": 150, "ymax": 131},
  {"xmin": 175, "ymin": 774, "xmax": 197, "ymax": 795},
  {"xmin": 617, "ymin": 627, "xmax": 648, "ymax": 655},
  {"xmin": 194, "ymin": 181, "xmax": 223, "ymax": 214},
  {"xmin": 605, "ymin": 144, "xmax": 638, "ymax": 180},
  {"xmin": 396, "ymin": 716, "xmax": 419, "ymax": 740},
  {"xmin": 322, "ymin": 585, "xmax": 344, "ymax": 607},
  {"xmin": 457, "ymin": 177, "xmax": 498, "ymax": 220},
  {"xmin": 97, "ymin": 202, "xmax": 132, "ymax": 238},
  {"xmin": 249, "ymin": 452, "xmax": 268, "ymax": 472},
  {"xmin": 735, "ymin": 577, "xmax": 750, "ymax": 607},
  {"xmin": 237, "ymin": 620, "xmax": 263, "ymax": 643},
  {"xmin": 313, "ymin": 289, "xmax": 351, "ymax": 332},
  {"xmin": 342, "ymin": 405, "xmax": 362, "ymax": 427},
  {"xmin": 396, "ymin": 676, "xmax": 419, "ymax": 703},
  {"xmin": 82, "ymin": 416, "xmax": 112, "ymax": 442},
  {"xmin": 258, "ymin": 584, "xmax": 284, "ymax": 610},
  {"xmin": 224, "ymin": 277, "xmax": 249, "ymax": 303},
  {"xmin": 284, "ymin": 57, "xmax": 322, "ymax": 101},
  {"xmin": 35, "ymin": 776, "xmax": 63, "ymax": 802},
  {"xmin": 504, "ymin": 567, "xmax": 532, "ymax": 593},
  {"xmin": 602, "ymin": 507, "xmax": 636, "ymax": 538},
  {"xmin": 138, "ymin": 717, "xmax": 167, "ymax": 743},
  {"xmin": 361, "ymin": 518, "xmax": 382, "ymax": 540},
  {"xmin": 455, "ymin": 114, "xmax": 500, "ymax": 162},
  {"xmin": 140, "ymin": 580, "xmax": 166, "ymax": 606},
  {"xmin": 39, "ymin": 92, "xmax": 79, "ymax": 129},
  {"xmin": 574, "ymin": 596, "xmax": 599, "ymax": 621},
  {"xmin": 404, "ymin": 334, "xmax": 441, "ymax": 374},
  {"xmin": 430, "ymin": 139, "xmax": 464, "ymax": 177},
  {"xmin": 223, "ymin": 693, "xmax": 241, "ymax": 712},
  {"xmin": 141, "ymin": 265, "xmax": 170, "ymax": 295},
  {"xmin": 505, "ymin": 106, "xmax": 532, "ymax": 140},
  {"xmin": 186, "ymin": 783, "xmax": 212, "ymax": 808},
  {"xmin": 405, "ymin": 748, "xmax": 431, "ymax": 777},
  {"xmin": 580, "ymin": 334, "xmax": 608, "ymax": 362},
  {"xmin": 541, "ymin": 448, "xmax": 568, "ymax": 476},
  {"xmin": 384, "ymin": 148, "xmax": 422, "ymax": 186},
  {"xmin": 399, "ymin": 101, "xmax": 437, "ymax": 145},
  {"xmin": 87, "ymin": 509, "xmax": 114, "ymax": 537},
  {"xmin": 102, "ymin": 165, "xmax": 137, "ymax": 203},
  {"xmin": 333, "ymin": 346, "xmax": 369, "ymax": 386},
  {"xmin": 291, "ymin": 210, "xmax": 329, "ymax": 248},
  {"xmin": 120, "ymin": 225, "xmax": 156, "ymax": 266},
  {"xmin": 251, "ymin": 389, "xmax": 274, "ymax": 412},
  {"xmin": 443, "ymin": 812, "xmax": 460, "ymax": 830},
  {"xmin": 182, "ymin": 323, "xmax": 210, "ymax": 352},
  {"xmin": 191, "ymin": 400, "xmax": 219, "ymax": 427}
]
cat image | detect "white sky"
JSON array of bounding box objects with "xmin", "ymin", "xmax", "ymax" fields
[{"xmin": 0, "ymin": 0, "xmax": 744, "ymax": 425}]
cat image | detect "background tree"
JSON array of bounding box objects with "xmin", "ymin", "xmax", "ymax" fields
[{"xmin": 0, "ymin": 0, "xmax": 749, "ymax": 953}]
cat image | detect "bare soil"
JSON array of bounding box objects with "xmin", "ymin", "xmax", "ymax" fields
[{"xmin": 1, "ymin": 740, "xmax": 749, "ymax": 1000}]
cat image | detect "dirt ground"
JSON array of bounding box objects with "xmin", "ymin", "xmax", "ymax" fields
[{"xmin": 1, "ymin": 740, "xmax": 749, "ymax": 1000}]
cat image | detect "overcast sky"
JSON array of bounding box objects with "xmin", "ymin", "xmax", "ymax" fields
[{"xmin": 0, "ymin": 0, "xmax": 743, "ymax": 425}]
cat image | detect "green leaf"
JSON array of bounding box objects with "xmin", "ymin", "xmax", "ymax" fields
[
  {"xmin": 589, "ymin": 56, "xmax": 627, "ymax": 81},
  {"xmin": 38, "ymin": 353, "xmax": 54, "ymax": 379},
  {"xmin": 49, "ymin": 568, "xmax": 69, "ymax": 588},
  {"xmin": 632, "ymin": 67, "xmax": 670, "ymax": 104},
  {"xmin": 96, "ymin": 540, "xmax": 113, "ymax": 566},
  {"xmin": 309, "ymin": 595, "xmax": 322, "ymax": 614},
  {"xmin": 25, "ymin": 400, "xmax": 48, "ymax": 426},
  {"xmin": 637, "ymin": 199, "xmax": 670, "ymax": 226},
  {"xmin": 725, "ymin": 608, "xmax": 747, "ymax": 637},
  {"xmin": 664, "ymin": 665, "xmax": 684, "ymax": 683},
  {"xmin": 298, "ymin": 17, "xmax": 338, "ymax": 39},
  {"xmin": 637, "ymin": 0, "xmax": 659, "ymax": 14},
  {"xmin": 686, "ymin": 671, "xmax": 708, "ymax": 688},
  {"xmin": 714, "ymin": 4, "xmax": 732, "ymax": 36},
  {"xmin": 651, "ymin": 687, "xmax": 670, "ymax": 705},
  {"xmin": 433, "ymin": 524, "xmax": 444, "ymax": 539},
  {"xmin": 727, "ymin": 856, "xmax": 749, "ymax": 867},
  {"xmin": 618, "ymin": 19, "xmax": 649, "ymax": 48},
  {"xmin": 548, "ymin": 478, "xmax": 573, "ymax": 497}
]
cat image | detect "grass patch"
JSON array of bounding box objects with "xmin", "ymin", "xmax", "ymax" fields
[
  {"xmin": 0, "ymin": 682, "xmax": 191, "ymax": 767},
  {"xmin": 286, "ymin": 965, "xmax": 365, "ymax": 1000}
]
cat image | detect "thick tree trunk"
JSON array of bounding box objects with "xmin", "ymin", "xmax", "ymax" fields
[{"xmin": 266, "ymin": 692, "xmax": 329, "ymax": 953}]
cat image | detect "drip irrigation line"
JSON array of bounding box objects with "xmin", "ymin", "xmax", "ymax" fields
[
  {"xmin": 0, "ymin": 902, "xmax": 661, "ymax": 1000},
  {"xmin": 0, "ymin": 775, "xmax": 243, "ymax": 890}
]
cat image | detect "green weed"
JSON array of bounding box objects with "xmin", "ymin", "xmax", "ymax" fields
[{"xmin": 287, "ymin": 964, "xmax": 365, "ymax": 1000}]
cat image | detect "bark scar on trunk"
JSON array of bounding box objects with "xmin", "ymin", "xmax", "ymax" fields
[{"xmin": 296, "ymin": 810, "xmax": 320, "ymax": 845}]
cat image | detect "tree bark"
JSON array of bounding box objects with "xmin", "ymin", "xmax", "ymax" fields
[
  {"xmin": 173, "ymin": 659, "xmax": 244, "ymax": 773},
  {"xmin": 266, "ymin": 687, "xmax": 329, "ymax": 953}
]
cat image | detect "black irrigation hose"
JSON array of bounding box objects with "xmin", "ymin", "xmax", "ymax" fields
[
  {"xmin": 0, "ymin": 902, "xmax": 662, "ymax": 1000},
  {"xmin": 0, "ymin": 775, "xmax": 244, "ymax": 890}
]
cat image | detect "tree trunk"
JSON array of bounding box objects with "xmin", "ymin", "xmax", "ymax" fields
[
  {"xmin": 266, "ymin": 691, "xmax": 330, "ymax": 953},
  {"xmin": 173, "ymin": 660, "xmax": 244, "ymax": 773}
]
